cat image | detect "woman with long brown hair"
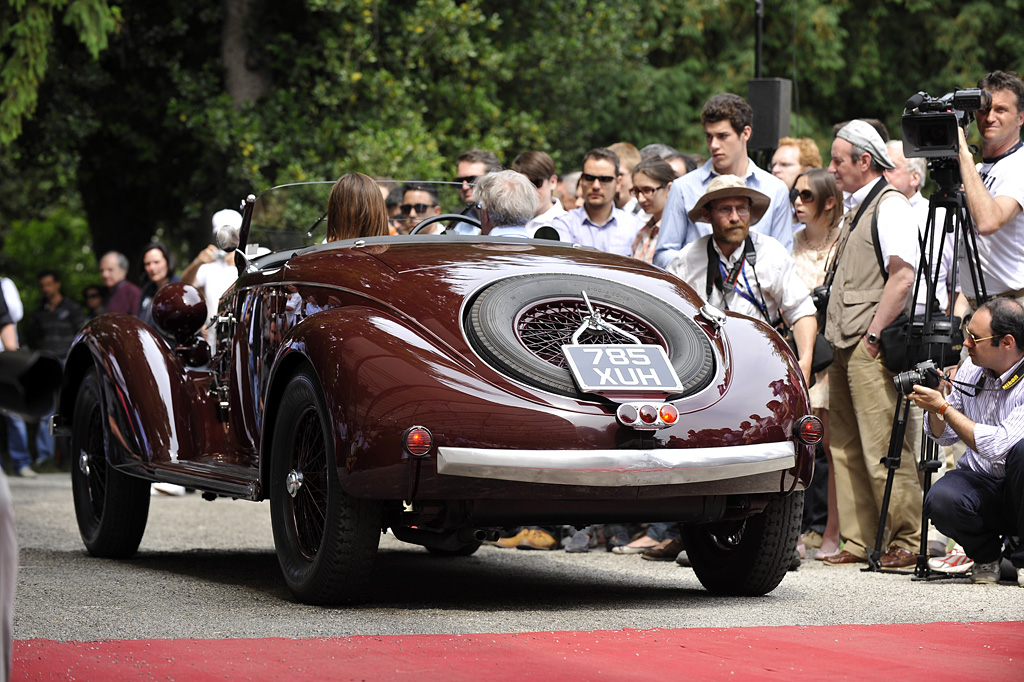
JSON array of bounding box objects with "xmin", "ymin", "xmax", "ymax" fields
[
  {"xmin": 791, "ymin": 167, "xmax": 843, "ymax": 560},
  {"xmin": 327, "ymin": 172, "xmax": 389, "ymax": 242}
]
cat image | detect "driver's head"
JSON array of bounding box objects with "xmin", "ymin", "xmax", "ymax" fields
[{"xmin": 399, "ymin": 183, "xmax": 441, "ymax": 232}]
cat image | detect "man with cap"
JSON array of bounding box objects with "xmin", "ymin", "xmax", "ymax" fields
[
  {"xmin": 822, "ymin": 119, "xmax": 923, "ymax": 568},
  {"xmin": 669, "ymin": 174, "xmax": 817, "ymax": 386},
  {"xmin": 181, "ymin": 208, "xmax": 244, "ymax": 347}
]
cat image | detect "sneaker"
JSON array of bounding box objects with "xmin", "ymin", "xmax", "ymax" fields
[
  {"xmin": 971, "ymin": 560, "xmax": 1001, "ymax": 584},
  {"xmin": 928, "ymin": 546, "xmax": 974, "ymax": 574},
  {"xmin": 15, "ymin": 466, "xmax": 38, "ymax": 479},
  {"xmin": 1017, "ymin": 567, "xmax": 1024, "ymax": 588},
  {"xmin": 565, "ymin": 530, "xmax": 590, "ymax": 553},
  {"xmin": 516, "ymin": 529, "xmax": 557, "ymax": 550}
]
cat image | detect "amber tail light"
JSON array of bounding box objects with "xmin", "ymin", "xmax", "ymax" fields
[{"xmin": 794, "ymin": 416, "xmax": 824, "ymax": 445}]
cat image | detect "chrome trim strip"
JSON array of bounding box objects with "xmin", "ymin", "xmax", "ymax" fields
[{"xmin": 436, "ymin": 441, "xmax": 795, "ymax": 486}]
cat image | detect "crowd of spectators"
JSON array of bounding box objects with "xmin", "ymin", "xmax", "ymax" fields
[{"xmin": 4, "ymin": 68, "xmax": 1024, "ymax": 590}]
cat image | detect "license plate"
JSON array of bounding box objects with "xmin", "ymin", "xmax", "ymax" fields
[{"xmin": 562, "ymin": 344, "xmax": 683, "ymax": 393}]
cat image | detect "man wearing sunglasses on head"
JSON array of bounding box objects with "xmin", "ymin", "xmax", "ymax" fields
[
  {"xmin": 908, "ymin": 297, "xmax": 1024, "ymax": 587},
  {"xmin": 653, "ymin": 93, "xmax": 794, "ymax": 269},
  {"xmin": 551, "ymin": 147, "xmax": 642, "ymax": 256}
]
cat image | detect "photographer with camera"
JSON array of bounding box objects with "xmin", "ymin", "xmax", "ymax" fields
[
  {"xmin": 821, "ymin": 120, "xmax": 924, "ymax": 568},
  {"xmin": 956, "ymin": 70, "xmax": 1024, "ymax": 309},
  {"xmin": 907, "ymin": 298, "xmax": 1024, "ymax": 587}
]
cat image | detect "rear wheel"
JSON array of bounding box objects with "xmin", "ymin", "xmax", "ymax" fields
[
  {"xmin": 269, "ymin": 367, "xmax": 382, "ymax": 604},
  {"xmin": 682, "ymin": 491, "xmax": 803, "ymax": 596},
  {"xmin": 71, "ymin": 373, "xmax": 151, "ymax": 558}
]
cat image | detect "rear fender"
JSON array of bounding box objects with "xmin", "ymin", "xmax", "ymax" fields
[{"xmin": 61, "ymin": 315, "xmax": 212, "ymax": 471}]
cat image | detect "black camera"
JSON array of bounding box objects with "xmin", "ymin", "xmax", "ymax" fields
[
  {"xmin": 893, "ymin": 359, "xmax": 944, "ymax": 395},
  {"xmin": 811, "ymin": 285, "xmax": 829, "ymax": 312},
  {"xmin": 901, "ymin": 88, "xmax": 991, "ymax": 159}
]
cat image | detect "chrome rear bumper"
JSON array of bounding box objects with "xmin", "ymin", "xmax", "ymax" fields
[{"xmin": 436, "ymin": 441, "xmax": 795, "ymax": 487}]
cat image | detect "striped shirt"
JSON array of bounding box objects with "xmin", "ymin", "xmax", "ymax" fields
[{"xmin": 924, "ymin": 356, "xmax": 1024, "ymax": 477}]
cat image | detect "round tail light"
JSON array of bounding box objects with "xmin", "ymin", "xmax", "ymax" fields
[
  {"xmin": 659, "ymin": 404, "xmax": 679, "ymax": 425},
  {"xmin": 616, "ymin": 404, "xmax": 639, "ymax": 425},
  {"xmin": 794, "ymin": 416, "xmax": 824, "ymax": 445},
  {"xmin": 638, "ymin": 405, "xmax": 658, "ymax": 424},
  {"xmin": 404, "ymin": 426, "xmax": 433, "ymax": 457}
]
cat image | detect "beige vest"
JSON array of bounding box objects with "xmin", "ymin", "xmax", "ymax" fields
[{"xmin": 825, "ymin": 182, "xmax": 910, "ymax": 350}]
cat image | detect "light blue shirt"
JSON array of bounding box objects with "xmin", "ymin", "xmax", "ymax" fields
[
  {"xmin": 653, "ymin": 158, "xmax": 794, "ymax": 269},
  {"xmin": 552, "ymin": 206, "xmax": 642, "ymax": 257}
]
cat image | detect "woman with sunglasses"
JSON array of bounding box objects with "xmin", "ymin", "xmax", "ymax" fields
[
  {"xmin": 629, "ymin": 158, "xmax": 675, "ymax": 263},
  {"xmin": 791, "ymin": 167, "xmax": 843, "ymax": 560}
]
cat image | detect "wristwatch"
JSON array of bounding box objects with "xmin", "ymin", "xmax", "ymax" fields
[
  {"xmin": 866, "ymin": 332, "xmax": 880, "ymax": 345},
  {"xmin": 937, "ymin": 402, "xmax": 952, "ymax": 421}
]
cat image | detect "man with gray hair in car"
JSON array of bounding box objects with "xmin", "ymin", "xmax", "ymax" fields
[{"xmin": 474, "ymin": 170, "xmax": 536, "ymax": 237}]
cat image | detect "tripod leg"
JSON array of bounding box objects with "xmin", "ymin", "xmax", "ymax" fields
[{"xmin": 866, "ymin": 393, "xmax": 911, "ymax": 571}]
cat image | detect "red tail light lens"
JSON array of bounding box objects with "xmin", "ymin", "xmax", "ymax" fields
[
  {"xmin": 794, "ymin": 416, "xmax": 824, "ymax": 445},
  {"xmin": 659, "ymin": 404, "xmax": 679, "ymax": 424},
  {"xmin": 616, "ymin": 404, "xmax": 639, "ymax": 424},
  {"xmin": 404, "ymin": 426, "xmax": 433, "ymax": 457},
  {"xmin": 638, "ymin": 405, "xmax": 658, "ymax": 423}
]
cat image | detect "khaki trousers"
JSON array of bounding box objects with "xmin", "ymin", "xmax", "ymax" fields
[{"xmin": 828, "ymin": 341, "xmax": 923, "ymax": 558}]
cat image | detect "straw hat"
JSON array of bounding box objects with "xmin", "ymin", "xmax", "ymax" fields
[{"xmin": 687, "ymin": 174, "xmax": 770, "ymax": 225}]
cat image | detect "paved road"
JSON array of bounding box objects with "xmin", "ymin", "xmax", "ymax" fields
[{"xmin": 9, "ymin": 474, "xmax": 1022, "ymax": 642}]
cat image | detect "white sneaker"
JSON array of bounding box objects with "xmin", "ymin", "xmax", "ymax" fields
[
  {"xmin": 971, "ymin": 560, "xmax": 1001, "ymax": 584},
  {"xmin": 15, "ymin": 466, "xmax": 38, "ymax": 479},
  {"xmin": 1017, "ymin": 567, "xmax": 1024, "ymax": 588},
  {"xmin": 928, "ymin": 546, "xmax": 974, "ymax": 574}
]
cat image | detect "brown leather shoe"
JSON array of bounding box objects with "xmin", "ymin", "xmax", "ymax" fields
[
  {"xmin": 823, "ymin": 549, "xmax": 867, "ymax": 565},
  {"xmin": 880, "ymin": 546, "xmax": 917, "ymax": 568},
  {"xmin": 641, "ymin": 536, "xmax": 685, "ymax": 561}
]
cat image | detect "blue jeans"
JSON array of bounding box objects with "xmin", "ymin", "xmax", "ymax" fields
[
  {"xmin": 2, "ymin": 416, "xmax": 31, "ymax": 470},
  {"xmin": 924, "ymin": 439, "xmax": 1024, "ymax": 567}
]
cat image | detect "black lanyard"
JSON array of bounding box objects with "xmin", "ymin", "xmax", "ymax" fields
[
  {"xmin": 705, "ymin": 236, "xmax": 775, "ymax": 325},
  {"xmin": 982, "ymin": 139, "xmax": 1023, "ymax": 165}
]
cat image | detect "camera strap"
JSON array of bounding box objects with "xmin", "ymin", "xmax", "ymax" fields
[
  {"xmin": 982, "ymin": 139, "xmax": 1023, "ymax": 165},
  {"xmin": 706, "ymin": 236, "xmax": 772, "ymax": 321}
]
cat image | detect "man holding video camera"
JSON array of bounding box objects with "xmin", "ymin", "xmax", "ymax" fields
[
  {"xmin": 908, "ymin": 298, "xmax": 1024, "ymax": 586},
  {"xmin": 956, "ymin": 70, "xmax": 1024, "ymax": 308}
]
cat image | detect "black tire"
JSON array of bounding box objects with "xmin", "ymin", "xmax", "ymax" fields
[
  {"xmin": 71, "ymin": 373, "xmax": 151, "ymax": 558},
  {"xmin": 681, "ymin": 491, "xmax": 803, "ymax": 596},
  {"xmin": 466, "ymin": 273, "xmax": 714, "ymax": 398},
  {"xmin": 426, "ymin": 541, "xmax": 482, "ymax": 557},
  {"xmin": 269, "ymin": 367, "xmax": 382, "ymax": 605}
]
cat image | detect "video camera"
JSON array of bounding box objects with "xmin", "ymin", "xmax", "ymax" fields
[{"xmin": 901, "ymin": 88, "xmax": 991, "ymax": 159}]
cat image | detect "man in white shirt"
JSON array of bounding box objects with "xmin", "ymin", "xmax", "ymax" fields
[
  {"xmin": 668, "ymin": 174, "xmax": 816, "ymax": 385},
  {"xmin": 955, "ymin": 70, "xmax": 1024, "ymax": 309},
  {"xmin": 511, "ymin": 150, "xmax": 566, "ymax": 238},
  {"xmin": 181, "ymin": 209, "xmax": 243, "ymax": 347}
]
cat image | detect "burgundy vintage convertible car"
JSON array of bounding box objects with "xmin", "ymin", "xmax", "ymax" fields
[{"xmin": 59, "ymin": 181, "xmax": 820, "ymax": 604}]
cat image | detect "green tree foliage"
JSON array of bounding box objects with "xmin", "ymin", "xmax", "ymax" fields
[{"xmin": 1, "ymin": 0, "xmax": 1023, "ymax": 302}]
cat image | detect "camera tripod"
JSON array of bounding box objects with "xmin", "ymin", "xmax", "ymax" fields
[{"xmin": 863, "ymin": 163, "xmax": 987, "ymax": 578}]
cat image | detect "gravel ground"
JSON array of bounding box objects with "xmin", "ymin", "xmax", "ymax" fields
[{"xmin": 9, "ymin": 473, "xmax": 1023, "ymax": 642}]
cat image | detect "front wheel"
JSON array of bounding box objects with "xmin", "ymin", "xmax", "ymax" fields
[
  {"xmin": 71, "ymin": 372, "xmax": 151, "ymax": 558},
  {"xmin": 682, "ymin": 491, "xmax": 803, "ymax": 596},
  {"xmin": 269, "ymin": 367, "xmax": 382, "ymax": 604}
]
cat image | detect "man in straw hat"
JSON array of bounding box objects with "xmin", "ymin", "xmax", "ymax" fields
[
  {"xmin": 821, "ymin": 119, "xmax": 922, "ymax": 568},
  {"xmin": 668, "ymin": 174, "xmax": 817, "ymax": 386}
]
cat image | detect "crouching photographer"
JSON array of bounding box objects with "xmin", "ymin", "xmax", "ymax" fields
[{"xmin": 905, "ymin": 298, "xmax": 1024, "ymax": 586}]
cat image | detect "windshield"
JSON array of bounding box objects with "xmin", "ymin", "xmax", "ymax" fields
[{"xmin": 245, "ymin": 180, "xmax": 471, "ymax": 254}]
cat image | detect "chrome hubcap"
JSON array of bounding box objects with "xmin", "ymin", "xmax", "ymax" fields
[
  {"xmin": 286, "ymin": 469, "xmax": 303, "ymax": 498},
  {"xmin": 78, "ymin": 450, "xmax": 91, "ymax": 476}
]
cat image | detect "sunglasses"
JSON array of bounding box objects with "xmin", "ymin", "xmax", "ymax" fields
[
  {"xmin": 400, "ymin": 203, "xmax": 436, "ymax": 216},
  {"xmin": 581, "ymin": 173, "xmax": 616, "ymax": 185},
  {"xmin": 789, "ymin": 188, "xmax": 816, "ymax": 203},
  {"xmin": 629, "ymin": 185, "xmax": 666, "ymax": 198},
  {"xmin": 965, "ymin": 328, "xmax": 1001, "ymax": 344},
  {"xmin": 454, "ymin": 176, "xmax": 478, "ymax": 185}
]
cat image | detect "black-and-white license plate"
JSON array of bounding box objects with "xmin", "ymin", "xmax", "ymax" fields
[{"xmin": 562, "ymin": 344, "xmax": 683, "ymax": 393}]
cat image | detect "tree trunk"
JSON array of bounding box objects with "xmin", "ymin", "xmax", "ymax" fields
[{"xmin": 222, "ymin": 0, "xmax": 270, "ymax": 105}]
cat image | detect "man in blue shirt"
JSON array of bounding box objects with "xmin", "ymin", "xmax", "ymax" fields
[
  {"xmin": 653, "ymin": 93, "xmax": 793, "ymax": 268},
  {"xmin": 552, "ymin": 148, "xmax": 642, "ymax": 256}
]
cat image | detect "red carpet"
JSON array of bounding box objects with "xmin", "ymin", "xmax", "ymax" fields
[{"xmin": 14, "ymin": 621, "xmax": 1024, "ymax": 681}]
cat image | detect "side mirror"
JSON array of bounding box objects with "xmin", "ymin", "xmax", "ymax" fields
[{"xmin": 216, "ymin": 225, "xmax": 240, "ymax": 253}]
